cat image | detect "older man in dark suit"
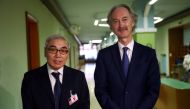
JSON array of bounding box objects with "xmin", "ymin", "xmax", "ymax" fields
[
  {"xmin": 94, "ymin": 4, "xmax": 160, "ymax": 109},
  {"xmin": 21, "ymin": 34, "xmax": 90, "ymax": 109}
]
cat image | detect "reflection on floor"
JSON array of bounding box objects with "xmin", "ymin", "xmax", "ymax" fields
[{"xmin": 80, "ymin": 63, "xmax": 101, "ymax": 109}]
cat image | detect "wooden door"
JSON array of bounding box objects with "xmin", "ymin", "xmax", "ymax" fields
[
  {"xmin": 169, "ymin": 26, "xmax": 186, "ymax": 76},
  {"xmin": 26, "ymin": 12, "xmax": 40, "ymax": 70}
]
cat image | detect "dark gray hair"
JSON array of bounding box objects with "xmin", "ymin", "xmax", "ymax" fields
[
  {"xmin": 45, "ymin": 34, "xmax": 70, "ymax": 49},
  {"xmin": 107, "ymin": 4, "xmax": 137, "ymax": 31}
]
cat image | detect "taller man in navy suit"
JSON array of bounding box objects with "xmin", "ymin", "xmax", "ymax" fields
[
  {"xmin": 94, "ymin": 4, "xmax": 160, "ymax": 109},
  {"xmin": 21, "ymin": 34, "xmax": 90, "ymax": 109}
]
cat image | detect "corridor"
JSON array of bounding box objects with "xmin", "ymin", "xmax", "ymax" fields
[{"xmin": 80, "ymin": 63, "xmax": 101, "ymax": 109}]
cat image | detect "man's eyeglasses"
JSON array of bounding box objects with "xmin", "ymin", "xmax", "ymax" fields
[{"xmin": 46, "ymin": 47, "xmax": 69, "ymax": 55}]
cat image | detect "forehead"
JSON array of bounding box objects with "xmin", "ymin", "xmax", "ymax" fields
[
  {"xmin": 47, "ymin": 38, "xmax": 68, "ymax": 47},
  {"xmin": 111, "ymin": 7, "xmax": 130, "ymax": 18}
]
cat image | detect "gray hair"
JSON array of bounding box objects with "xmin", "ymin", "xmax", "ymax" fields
[
  {"xmin": 45, "ymin": 34, "xmax": 70, "ymax": 49},
  {"xmin": 107, "ymin": 4, "xmax": 137, "ymax": 31}
]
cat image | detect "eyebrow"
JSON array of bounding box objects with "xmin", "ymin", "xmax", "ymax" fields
[
  {"xmin": 122, "ymin": 16, "xmax": 128, "ymax": 19},
  {"xmin": 48, "ymin": 45, "xmax": 68, "ymax": 49}
]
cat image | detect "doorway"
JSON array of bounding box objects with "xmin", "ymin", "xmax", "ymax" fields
[
  {"xmin": 26, "ymin": 12, "xmax": 40, "ymax": 70},
  {"xmin": 168, "ymin": 24, "xmax": 190, "ymax": 78}
]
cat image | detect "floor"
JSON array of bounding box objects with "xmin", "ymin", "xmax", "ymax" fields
[{"xmin": 80, "ymin": 63, "xmax": 101, "ymax": 109}]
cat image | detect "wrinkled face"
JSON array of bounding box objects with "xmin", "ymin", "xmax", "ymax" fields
[
  {"xmin": 110, "ymin": 7, "xmax": 135, "ymax": 39},
  {"xmin": 45, "ymin": 39, "xmax": 69, "ymax": 70}
]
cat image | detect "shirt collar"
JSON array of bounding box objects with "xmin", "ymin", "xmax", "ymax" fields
[
  {"xmin": 118, "ymin": 39, "xmax": 134, "ymax": 51},
  {"xmin": 47, "ymin": 64, "xmax": 64, "ymax": 75}
]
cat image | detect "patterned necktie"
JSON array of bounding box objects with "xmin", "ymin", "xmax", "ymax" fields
[
  {"xmin": 52, "ymin": 72, "xmax": 61, "ymax": 109},
  {"xmin": 122, "ymin": 47, "xmax": 129, "ymax": 77}
]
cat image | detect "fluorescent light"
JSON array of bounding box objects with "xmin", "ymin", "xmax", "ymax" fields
[
  {"xmin": 94, "ymin": 20, "xmax": 99, "ymax": 26},
  {"xmin": 148, "ymin": 0, "xmax": 158, "ymax": 5},
  {"xmin": 104, "ymin": 38, "xmax": 107, "ymax": 40},
  {"xmin": 98, "ymin": 24, "xmax": 109, "ymax": 27},
  {"xmin": 110, "ymin": 32, "xmax": 114, "ymax": 36},
  {"xmin": 154, "ymin": 17, "xmax": 163, "ymax": 24},
  {"xmin": 101, "ymin": 18, "xmax": 107, "ymax": 21},
  {"xmin": 94, "ymin": 18, "xmax": 109, "ymax": 27},
  {"xmin": 91, "ymin": 40, "xmax": 102, "ymax": 43}
]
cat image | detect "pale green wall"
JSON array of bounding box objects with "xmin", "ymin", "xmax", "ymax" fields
[
  {"xmin": 0, "ymin": 0, "xmax": 78, "ymax": 109},
  {"xmin": 155, "ymin": 15, "xmax": 190, "ymax": 76},
  {"xmin": 134, "ymin": 32, "xmax": 155, "ymax": 48},
  {"xmin": 101, "ymin": 32, "xmax": 155, "ymax": 49}
]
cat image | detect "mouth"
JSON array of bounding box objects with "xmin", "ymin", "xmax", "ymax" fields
[
  {"xmin": 53, "ymin": 60, "xmax": 63, "ymax": 64},
  {"xmin": 118, "ymin": 27, "xmax": 128, "ymax": 32}
]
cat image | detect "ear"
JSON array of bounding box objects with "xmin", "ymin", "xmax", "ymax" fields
[{"xmin": 132, "ymin": 22, "xmax": 135, "ymax": 27}]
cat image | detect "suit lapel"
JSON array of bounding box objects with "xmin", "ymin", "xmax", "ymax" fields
[
  {"xmin": 39, "ymin": 64, "xmax": 55, "ymax": 106},
  {"xmin": 128, "ymin": 42, "xmax": 141, "ymax": 78},
  {"xmin": 59, "ymin": 66, "xmax": 71, "ymax": 108},
  {"xmin": 111, "ymin": 43, "xmax": 125, "ymax": 82}
]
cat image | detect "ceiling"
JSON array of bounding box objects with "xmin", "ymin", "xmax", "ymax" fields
[{"xmin": 42, "ymin": 0, "xmax": 190, "ymax": 44}]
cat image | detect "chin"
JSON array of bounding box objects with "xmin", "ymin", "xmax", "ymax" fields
[
  {"xmin": 50, "ymin": 65, "xmax": 62, "ymax": 70},
  {"xmin": 118, "ymin": 35, "xmax": 128, "ymax": 38}
]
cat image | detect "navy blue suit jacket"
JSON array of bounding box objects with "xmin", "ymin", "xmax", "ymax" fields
[
  {"xmin": 94, "ymin": 42, "xmax": 160, "ymax": 109},
  {"xmin": 21, "ymin": 64, "xmax": 90, "ymax": 109}
]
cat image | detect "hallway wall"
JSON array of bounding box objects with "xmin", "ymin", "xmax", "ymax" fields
[
  {"xmin": 156, "ymin": 15, "xmax": 190, "ymax": 76},
  {"xmin": 0, "ymin": 0, "xmax": 78, "ymax": 109}
]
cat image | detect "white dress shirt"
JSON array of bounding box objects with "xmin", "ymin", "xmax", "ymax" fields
[
  {"xmin": 47, "ymin": 64, "xmax": 63, "ymax": 94},
  {"xmin": 118, "ymin": 39, "xmax": 134, "ymax": 62}
]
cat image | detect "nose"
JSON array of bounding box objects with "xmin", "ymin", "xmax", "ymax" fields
[
  {"xmin": 119, "ymin": 20, "xmax": 124, "ymax": 27},
  {"xmin": 55, "ymin": 50, "xmax": 62, "ymax": 57}
]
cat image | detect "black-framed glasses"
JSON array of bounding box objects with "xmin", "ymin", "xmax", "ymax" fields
[{"xmin": 46, "ymin": 47, "xmax": 69, "ymax": 55}]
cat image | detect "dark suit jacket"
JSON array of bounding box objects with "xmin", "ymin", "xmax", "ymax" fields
[
  {"xmin": 21, "ymin": 64, "xmax": 90, "ymax": 109},
  {"xmin": 94, "ymin": 42, "xmax": 160, "ymax": 109}
]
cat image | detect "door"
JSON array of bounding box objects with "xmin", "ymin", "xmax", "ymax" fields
[
  {"xmin": 26, "ymin": 12, "xmax": 40, "ymax": 70},
  {"xmin": 169, "ymin": 26, "xmax": 186, "ymax": 77}
]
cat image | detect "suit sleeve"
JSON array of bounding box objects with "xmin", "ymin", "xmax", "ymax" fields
[
  {"xmin": 21, "ymin": 73, "xmax": 34, "ymax": 109},
  {"xmin": 94, "ymin": 51, "xmax": 120, "ymax": 109},
  {"xmin": 138, "ymin": 49, "xmax": 160, "ymax": 109},
  {"xmin": 78, "ymin": 72, "xmax": 90, "ymax": 109}
]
